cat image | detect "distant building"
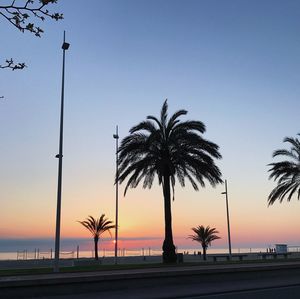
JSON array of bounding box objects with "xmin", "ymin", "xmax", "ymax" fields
[{"xmin": 275, "ymin": 244, "xmax": 287, "ymax": 253}]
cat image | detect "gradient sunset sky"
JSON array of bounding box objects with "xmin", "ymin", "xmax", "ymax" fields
[{"xmin": 1, "ymin": 0, "xmax": 300, "ymax": 250}]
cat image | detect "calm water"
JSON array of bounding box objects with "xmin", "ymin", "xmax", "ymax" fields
[{"xmin": 0, "ymin": 238, "xmax": 270, "ymax": 260}]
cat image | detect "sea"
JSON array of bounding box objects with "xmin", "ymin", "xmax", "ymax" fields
[{"xmin": 0, "ymin": 238, "xmax": 278, "ymax": 261}]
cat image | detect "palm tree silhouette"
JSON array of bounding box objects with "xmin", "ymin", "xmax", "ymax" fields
[
  {"xmin": 268, "ymin": 134, "xmax": 300, "ymax": 205},
  {"xmin": 118, "ymin": 100, "xmax": 222, "ymax": 263},
  {"xmin": 78, "ymin": 214, "xmax": 115, "ymax": 260},
  {"xmin": 189, "ymin": 225, "xmax": 220, "ymax": 260}
]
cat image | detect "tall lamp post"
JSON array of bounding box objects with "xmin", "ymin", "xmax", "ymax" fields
[
  {"xmin": 221, "ymin": 179, "xmax": 232, "ymax": 260},
  {"xmin": 113, "ymin": 126, "xmax": 119, "ymax": 264},
  {"xmin": 54, "ymin": 31, "xmax": 70, "ymax": 273}
]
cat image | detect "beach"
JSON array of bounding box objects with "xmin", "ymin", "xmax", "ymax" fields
[{"xmin": 1, "ymin": 251, "xmax": 300, "ymax": 270}]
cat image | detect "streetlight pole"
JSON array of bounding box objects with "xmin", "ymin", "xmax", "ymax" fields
[
  {"xmin": 221, "ymin": 179, "xmax": 232, "ymax": 260},
  {"xmin": 54, "ymin": 31, "xmax": 70, "ymax": 273},
  {"xmin": 113, "ymin": 126, "xmax": 119, "ymax": 265}
]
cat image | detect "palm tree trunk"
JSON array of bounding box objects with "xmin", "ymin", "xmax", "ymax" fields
[
  {"xmin": 202, "ymin": 245, "xmax": 207, "ymax": 261},
  {"xmin": 162, "ymin": 173, "xmax": 177, "ymax": 263},
  {"xmin": 94, "ymin": 237, "xmax": 99, "ymax": 260}
]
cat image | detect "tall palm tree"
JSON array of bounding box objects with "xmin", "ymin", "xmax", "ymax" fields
[
  {"xmin": 117, "ymin": 100, "xmax": 222, "ymax": 263},
  {"xmin": 188, "ymin": 225, "xmax": 220, "ymax": 260},
  {"xmin": 268, "ymin": 134, "xmax": 300, "ymax": 205},
  {"xmin": 78, "ymin": 214, "xmax": 115, "ymax": 260}
]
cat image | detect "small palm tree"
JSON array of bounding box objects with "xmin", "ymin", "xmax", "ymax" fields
[
  {"xmin": 268, "ymin": 134, "xmax": 300, "ymax": 205},
  {"xmin": 78, "ymin": 214, "xmax": 115, "ymax": 260},
  {"xmin": 118, "ymin": 100, "xmax": 222, "ymax": 263},
  {"xmin": 188, "ymin": 225, "xmax": 220, "ymax": 260}
]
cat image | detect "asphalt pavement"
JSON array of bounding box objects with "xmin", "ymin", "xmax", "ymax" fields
[{"xmin": 1, "ymin": 261, "xmax": 300, "ymax": 298}]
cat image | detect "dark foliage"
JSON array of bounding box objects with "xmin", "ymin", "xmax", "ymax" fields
[
  {"xmin": 78, "ymin": 214, "xmax": 115, "ymax": 260},
  {"xmin": 268, "ymin": 134, "xmax": 300, "ymax": 205},
  {"xmin": 1, "ymin": 0, "xmax": 63, "ymax": 71},
  {"xmin": 188, "ymin": 225, "xmax": 220, "ymax": 260},
  {"xmin": 118, "ymin": 100, "xmax": 222, "ymax": 263}
]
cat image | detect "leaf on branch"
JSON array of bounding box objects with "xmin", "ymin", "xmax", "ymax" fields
[
  {"xmin": 0, "ymin": 0, "xmax": 63, "ymax": 36},
  {"xmin": 1, "ymin": 0, "xmax": 63, "ymax": 71},
  {"xmin": 0, "ymin": 59, "xmax": 26, "ymax": 71}
]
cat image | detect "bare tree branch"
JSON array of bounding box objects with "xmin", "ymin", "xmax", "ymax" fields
[
  {"xmin": 1, "ymin": 0, "xmax": 63, "ymax": 73},
  {"xmin": 1, "ymin": 0, "xmax": 63, "ymax": 97},
  {"xmin": 0, "ymin": 0, "xmax": 63, "ymax": 37},
  {"xmin": 0, "ymin": 58, "xmax": 26, "ymax": 70}
]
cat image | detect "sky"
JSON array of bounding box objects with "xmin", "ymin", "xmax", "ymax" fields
[{"xmin": 1, "ymin": 0, "xmax": 300, "ymax": 252}]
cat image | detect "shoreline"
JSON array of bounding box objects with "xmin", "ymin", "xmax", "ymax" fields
[
  {"xmin": 0, "ymin": 246, "xmax": 280, "ymax": 261},
  {"xmin": 1, "ymin": 252, "xmax": 300, "ymax": 270}
]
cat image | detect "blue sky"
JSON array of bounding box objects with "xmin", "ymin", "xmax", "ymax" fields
[{"xmin": 1, "ymin": 0, "xmax": 300, "ymax": 249}]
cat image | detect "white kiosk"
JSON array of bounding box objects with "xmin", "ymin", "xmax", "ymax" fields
[{"xmin": 275, "ymin": 244, "xmax": 287, "ymax": 253}]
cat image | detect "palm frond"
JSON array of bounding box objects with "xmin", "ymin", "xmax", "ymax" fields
[
  {"xmin": 130, "ymin": 121, "xmax": 157, "ymax": 134},
  {"xmin": 188, "ymin": 225, "xmax": 221, "ymax": 248},
  {"xmin": 268, "ymin": 133, "xmax": 300, "ymax": 205},
  {"xmin": 78, "ymin": 214, "xmax": 115, "ymax": 238},
  {"xmin": 160, "ymin": 99, "xmax": 168, "ymax": 128},
  {"xmin": 117, "ymin": 100, "xmax": 222, "ymax": 196}
]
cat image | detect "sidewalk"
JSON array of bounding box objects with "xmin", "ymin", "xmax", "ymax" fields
[{"xmin": 1, "ymin": 260, "xmax": 300, "ymax": 287}]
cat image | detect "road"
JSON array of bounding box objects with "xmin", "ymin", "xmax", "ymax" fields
[
  {"xmin": 50, "ymin": 285, "xmax": 300, "ymax": 299},
  {"xmin": 189, "ymin": 285, "xmax": 300, "ymax": 299},
  {"xmin": 2, "ymin": 262, "xmax": 300, "ymax": 298}
]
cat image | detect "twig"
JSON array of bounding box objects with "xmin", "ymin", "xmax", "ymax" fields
[{"xmin": 0, "ymin": 0, "xmax": 63, "ymax": 37}]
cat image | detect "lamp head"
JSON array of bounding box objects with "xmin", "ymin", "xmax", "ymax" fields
[
  {"xmin": 113, "ymin": 134, "xmax": 119, "ymax": 139},
  {"xmin": 62, "ymin": 42, "xmax": 70, "ymax": 50}
]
